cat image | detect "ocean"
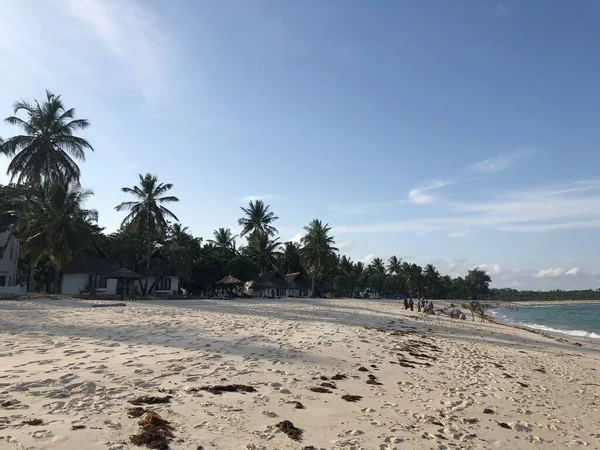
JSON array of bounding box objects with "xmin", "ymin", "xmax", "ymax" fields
[{"xmin": 490, "ymin": 303, "xmax": 600, "ymax": 340}]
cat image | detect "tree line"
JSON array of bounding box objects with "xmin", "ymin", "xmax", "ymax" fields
[{"xmin": 4, "ymin": 90, "xmax": 579, "ymax": 301}]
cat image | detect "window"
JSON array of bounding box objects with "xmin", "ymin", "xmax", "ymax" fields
[
  {"xmin": 277, "ymin": 288, "xmax": 287, "ymax": 296},
  {"xmin": 90, "ymin": 274, "xmax": 107, "ymax": 289},
  {"xmin": 157, "ymin": 277, "xmax": 171, "ymax": 291},
  {"xmin": 0, "ymin": 276, "xmax": 6, "ymax": 287}
]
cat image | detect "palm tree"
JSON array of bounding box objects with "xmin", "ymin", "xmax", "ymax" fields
[
  {"xmin": 244, "ymin": 231, "xmax": 281, "ymax": 271},
  {"xmin": 208, "ymin": 227, "xmax": 237, "ymax": 252},
  {"xmin": 115, "ymin": 173, "xmax": 179, "ymax": 295},
  {"xmin": 369, "ymin": 257, "xmax": 386, "ymax": 274},
  {"xmin": 300, "ymin": 219, "xmax": 338, "ymax": 297},
  {"xmin": 17, "ymin": 177, "xmax": 98, "ymax": 292},
  {"xmin": 278, "ymin": 241, "xmax": 302, "ymax": 275},
  {"xmin": 424, "ymin": 264, "xmax": 440, "ymax": 298},
  {"xmin": 1, "ymin": 90, "xmax": 93, "ymax": 185},
  {"xmin": 238, "ymin": 199, "xmax": 279, "ymax": 237},
  {"xmin": 387, "ymin": 255, "xmax": 402, "ymax": 275},
  {"xmin": 400, "ymin": 262, "xmax": 423, "ymax": 297}
]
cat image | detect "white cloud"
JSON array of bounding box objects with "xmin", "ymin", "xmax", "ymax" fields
[
  {"xmin": 289, "ymin": 233, "xmax": 304, "ymax": 244},
  {"xmin": 536, "ymin": 268, "xmax": 566, "ymax": 278},
  {"xmin": 0, "ymin": 0, "xmax": 168, "ymax": 103},
  {"xmin": 337, "ymin": 241, "xmax": 354, "ymax": 250},
  {"xmin": 361, "ymin": 253, "xmax": 376, "ymax": 264},
  {"xmin": 470, "ymin": 149, "xmax": 533, "ymax": 173},
  {"xmin": 565, "ymin": 268, "xmax": 580, "ymax": 276},
  {"xmin": 65, "ymin": 0, "xmax": 168, "ymax": 102},
  {"xmin": 477, "ymin": 264, "xmax": 503, "ymax": 276},
  {"xmin": 241, "ymin": 194, "xmax": 281, "ymax": 203},
  {"xmin": 448, "ymin": 230, "xmax": 469, "ymax": 238},
  {"xmin": 335, "ymin": 178, "xmax": 600, "ymax": 235},
  {"xmin": 407, "ymin": 180, "xmax": 452, "ymax": 205}
]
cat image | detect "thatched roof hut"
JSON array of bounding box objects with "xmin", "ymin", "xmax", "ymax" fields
[{"xmin": 216, "ymin": 274, "xmax": 243, "ymax": 285}]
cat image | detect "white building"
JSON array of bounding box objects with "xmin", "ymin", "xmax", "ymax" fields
[
  {"xmin": 251, "ymin": 271, "xmax": 311, "ymax": 298},
  {"xmin": 0, "ymin": 231, "xmax": 24, "ymax": 294}
]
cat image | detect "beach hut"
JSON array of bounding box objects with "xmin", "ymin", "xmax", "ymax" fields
[
  {"xmin": 284, "ymin": 272, "xmax": 311, "ymax": 297},
  {"xmin": 216, "ymin": 274, "xmax": 243, "ymax": 297},
  {"xmin": 251, "ymin": 272, "xmax": 288, "ymax": 298}
]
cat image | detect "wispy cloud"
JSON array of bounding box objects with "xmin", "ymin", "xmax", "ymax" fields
[
  {"xmin": 335, "ymin": 178, "xmax": 600, "ymax": 235},
  {"xmin": 360, "ymin": 253, "xmax": 376, "ymax": 264},
  {"xmin": 407, "ymin": 180, "xmax": 452, "ymax": 205},
  {"xmin": 241, "ymin": 194, "xmax": 281, "ymax": 203},
  {"xmin": 337, "ymin": 241, "xmax": 354, "ymax": 250},
  {"xmin": 65, "ymin": 0, "xmax": 168, "ymax": 102},
  {"xmin": 470, "ymin": 149, "xmax": 533, "ymax": 173},
  {"xmin": 289, "ymin": 233, "xmax": 304, "ymax": 244},
  {"xmin": 448, "ymin": 230, "xmax": 469, "ymax": 238}
]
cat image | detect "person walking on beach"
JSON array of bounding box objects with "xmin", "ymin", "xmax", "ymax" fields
[
  {"xmin": 403, "ymin": 298, "xmax": 409, "ymax": 310},
  {"xmin": 420, "ymin": 297, "xmax": 426, "ymax": 311},
  {"xmin": 408, "ymin": 298, "xmax": 414, "ymax": 311}
]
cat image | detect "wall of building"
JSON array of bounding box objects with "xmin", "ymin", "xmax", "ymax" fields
[
  {"xmin": 61, "ymin": 273, "xmax": 118, "ymax": 295},
  {"xmin": 0, "ymin": 232, "xmax": 19, "ymax": 287}
]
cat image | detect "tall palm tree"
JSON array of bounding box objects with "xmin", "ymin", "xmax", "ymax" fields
[
  {"xmin": 1, "ymin": 90, "xmax": 93, "ymax": 185},
  {"xmin": 278, "ymin": 241, "xmax": 302, "ymax": 275},
  {"xmin": 244, "ymin": 231, "xmax": 281, "ymax": 272},
  {"xmin": 300, "ymin": 219, "xmax": 338, "ymax": 297},
  {"xmin": 208, "ymin": 227, "xmax": 237, "ymax": 252},
  {"xmin": 387, "ymin": 255, "xmax": 402, "ymax": 275},
  {"xmin": 238, "ymin": 199, "xmax": 279, "ymax": 237},
  {"xmin": 369, "ymin": 257, "xmax": 386, "ymax": 274},
  {"xmin": 17, "ymin": 177, "xmax": 98, "ymax": 292},
  {"xmin": 424, "ymin": 263, "xmax": 440, "ymax": 298},
  {"xmin": 115, "ymin": 173, "xmax": 179, "ymax": 294}
]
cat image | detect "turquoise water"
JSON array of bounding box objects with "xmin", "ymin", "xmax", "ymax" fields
[{"xmin": 490, "ymin": 303, "xmax": 600, "ymax": 340}]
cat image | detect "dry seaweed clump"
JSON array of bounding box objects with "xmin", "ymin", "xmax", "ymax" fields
[
  {"xmin": 128, "ymin": 407, "xmax": 148, "ymax": 418},
  {"xmin": 22, "ymin": 418, "xmax": 44, "ymax": 426},
  {"xmin": 286, "ymin": 401, "xmax": 305, "ymax": 409},
  {"xmin": 276, "ymin": 420, "xmax": 303, "ymax": 441},
  {"xmin": 197, "ymin": 384, "xmax": 257, "ymax": 395},
  {"xmin": 331, "ymin": 374, "xmax": 347, "ymax": 381},
  {"xmin": 341, "ymin": 394, "xmax": 362, "ymax": 402},
  {"xmin": 129, "ymin": 395, "xmax": 172, "ymax": 406},
  {"xmin": 131, "ymin": 412, "xmax": 175, "ymax": 450},
  {"xmin": 308, "ymin": 386, "xmax": 332, "ymax": 394}
]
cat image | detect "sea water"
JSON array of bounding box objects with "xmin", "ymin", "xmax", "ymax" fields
[{"xmin": 490, "ymin": 303, "xmax": 600, "ymax": 340}]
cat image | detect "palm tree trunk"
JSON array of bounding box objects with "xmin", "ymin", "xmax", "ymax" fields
[
  {"xmin": 311, "ymin": 258, "xmax": 320, "ymax": 298},
  {"xmin": 145, "ymin": 234, "xmax": 151, "ymax": 296}
]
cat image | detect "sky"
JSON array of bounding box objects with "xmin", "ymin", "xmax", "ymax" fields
[{"xmin": 1, "ymin": 0, "xmax": 600, "ymax": 290}]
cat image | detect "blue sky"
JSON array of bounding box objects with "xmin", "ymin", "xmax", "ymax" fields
[{"xmin": 1, "ymin": 0, "xmax": 600, "ymax": 289}]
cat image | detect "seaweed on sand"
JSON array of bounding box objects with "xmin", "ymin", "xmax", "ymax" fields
[
  {"xmin": 276, "ymin": 420, "xmax": 303, "ymax": 441},
  {"xmin": 331, "ymin": 374, "xmax": 347, "ymax": 381},
  {"xmin": 128, "ymin": 407, "xmax": 148, "ymax": 418},
  {"xmin": 286, "ymin": 401, "xmax": 305, "ymax": 409},
  {"xmin": 129, "ymin": 395, "xmax": 172, "ymax": 406},
  {"xmin": 22, "ymin": 418, "xmax": 44, "ymax": 426},
  {"xmin": 308, "ymin": 387, "xmax": 332, "ymax": 394},
  {"xmin": 341, "ymin": 394, "xmax": 362, "ymax": 402},
  {"xmin": 131, "ymin": 412, "xmax": 175, "ymax": 450},
  {"xmin": 197, "ymin": 384, "xmax": 256, "ymax": 395}
]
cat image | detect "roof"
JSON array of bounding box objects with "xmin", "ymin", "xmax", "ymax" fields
[
  {"xmin": 137, "ymin": 248, "xmax": 175, "ymax": 277},
  {"xmin": 252, "ymin": 272, "xmax": 288, "ymax": 289},
  {"xmin": 216, "ymin": 274, "xmax": 243, "ymax": 285},
  {"xmin": 284, "ymin": 272, "xmax": 310, "ymax": 289},
  {"xmin": 107, "ymin": 267, "xmax": 143, "ymax": 280},
  {"xmin": 62, "ymin": 247, "xmax": 122, "ymax": 274}
]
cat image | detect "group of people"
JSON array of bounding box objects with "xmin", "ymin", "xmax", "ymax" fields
[{"xmin": 403, "ymin": 297, "xmax": 434, "ymax": 314}]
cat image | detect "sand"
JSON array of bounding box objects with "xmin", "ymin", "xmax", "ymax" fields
[{"xmin": 0, "ymin": 297, "xmax": 599, "ymax": 449}]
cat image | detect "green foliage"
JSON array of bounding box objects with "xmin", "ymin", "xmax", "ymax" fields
[
  {"xmin": 465, "ymin": 268, "xmax": 492, "ymax": 299},
  {"xmin": 238, "ymin": 199, "xmax": 279, "ymax": 237},
  {"xmin": 301, "ymin": 219, "xmax": 338, "ymax": 297},
  {"xmin": 0, "ymin": 184, "xmax": 22, "ymax": 232},
  {"xmin": 1, "ymin": 90, "xmax": 93, "ymax": 185}
]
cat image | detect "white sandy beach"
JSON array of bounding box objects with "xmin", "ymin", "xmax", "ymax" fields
[{"xmin": 0, "ymin": 297, "xmax": 599, "ymax": 449}]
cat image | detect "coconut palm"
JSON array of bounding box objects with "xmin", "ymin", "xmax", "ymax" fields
[
  {"xmin": 17, "ymin": 177, "xmax": 98, "ymax": 292},
  {"xmin": 208, "ymin": 227, "xmax": 237, "ymax": 252},
  {"xmin": 244, "ymin": 231, "xmax": 281, "ymax": 271},
  {"xmin": 387, "ymin": 255, "xmax": 402, "ymax": 275},
  {"xmin": 369, "ymin": 257, "xmax": 386, "ymax": 274},
  {"xmin": 238, "ymin": 199, "xmax": 279, "ymax": 237},
  {"xmin": 424, "ymin": 263, "xmax": 440, "ymax": 298},
  {"xmin": 1, "ymin": 91, "xmax": 93, "ymax": 185},
  {"xmin": 278, "ymin": 241, "xmax": 302, "ymax": 275},
  {"xmin": 115, "ymin": 173, "xmax": 179, "ymax": 294},
  {"xmin": 300, "ymin": 219, "xmax": 338, "ymax": 297}
]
